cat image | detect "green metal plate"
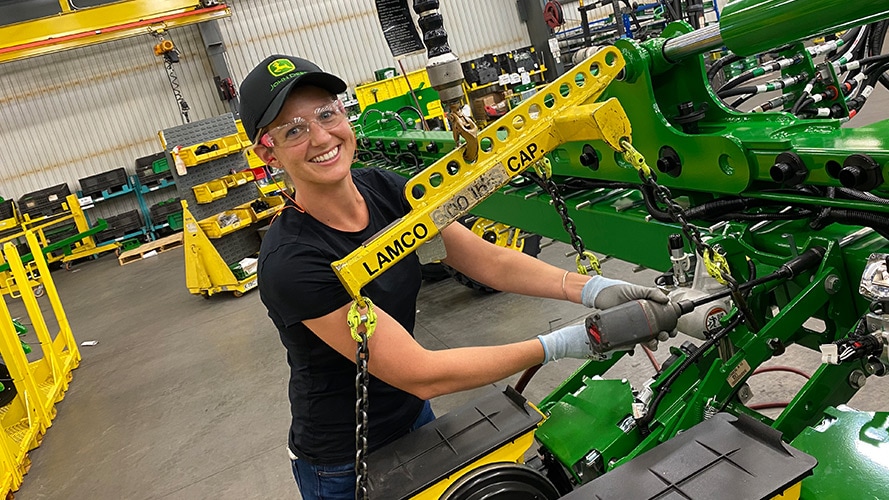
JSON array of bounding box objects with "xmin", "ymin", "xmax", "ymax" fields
[
  {"xmin": 791, "ymin": 406, "xmax": 889, "ymax": 499},
  {"xmin": 535, "ymin": 378, "xmax": 634, "ymax": 476}
]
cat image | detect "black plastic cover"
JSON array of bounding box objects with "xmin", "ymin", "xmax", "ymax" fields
[
  {"xmin": 562, "ymin": 413, "xmax": 817, "ymax": 500},
  {"xmin": 367, "ymin": 386, "xmax": 542, "ymax": 499}
]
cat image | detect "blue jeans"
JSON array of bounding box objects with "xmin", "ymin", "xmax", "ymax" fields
[{"xmin": 291, "ymin": 401, "xmax": 435, "ymax": 500}]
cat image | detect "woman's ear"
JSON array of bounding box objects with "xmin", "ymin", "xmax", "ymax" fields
[{"xmin": 253, "ymin": 145, "xmax": 276, "ymax": 166}]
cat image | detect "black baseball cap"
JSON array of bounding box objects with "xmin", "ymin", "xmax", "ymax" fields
[{"xmin": 239, "ymin": 54, "xmax": 347, "ymax": 142}]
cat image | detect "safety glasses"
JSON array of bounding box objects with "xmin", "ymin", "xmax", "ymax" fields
[{"xmin": 259, "ymin": 100, "xmax": 347, "ymax": 148}]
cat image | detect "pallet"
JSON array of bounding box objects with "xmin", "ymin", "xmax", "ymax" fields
[{"xmin": 118, "ymin": 233, "xmax": 183, "ymax": 266}]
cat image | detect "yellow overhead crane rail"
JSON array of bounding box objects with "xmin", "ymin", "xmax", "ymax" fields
[
  {"xmin": 0, "ymin": 0, "xmax": 230, "ymax": 64},
  {"xmin": 332, "ymin": 47, "xmax": 633, "ymax": 302}
]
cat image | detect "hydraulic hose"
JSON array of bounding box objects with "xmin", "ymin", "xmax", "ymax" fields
[
  {"xmin": 639, "ymin": 185, "xmax": 889, "ymax": 238},
  {"xmin": 790, "ymin": 77, "xmax": 818, "ymax": 115},
  {"xmin": 707, "ymin": 53, "xmax": 743, "ymax": 80},
  {"xmin": 867, "ymin": 20, "xmax": 889, "ymax": 56},
  {"xmin": 637, "ymin": 315, "xmax": 742, "ymax": 435},
  {"xmin": 718, "ymin": 209, "xmax": 814, "ymax": 221},
  {"xmin": 809, "ymin": 209, "xmax": 889, "ymax": 240},
  {"xmin": 719, "ymin": 85, "xmax": 757, "ymax": 98},
  {"xmin": 641, "ymin": 187, "xmax": 788, "ymax": 222},
  {"xmin": 837, "ymin": 188, "xmax": 889, "ymax": 205}
]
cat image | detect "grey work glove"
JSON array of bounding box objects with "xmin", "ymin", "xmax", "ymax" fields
[
  {"xmin": 581, "ymin": 275, "xmax": 669, "ymax": 310},
  {"xmin": 537, "ymin": 324, "xmax": 607, "ymax": 364}
]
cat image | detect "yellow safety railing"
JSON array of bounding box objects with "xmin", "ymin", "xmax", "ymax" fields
[{"xmin": 0, "ymin": 230, "xmax": 80, "ymax": 498}]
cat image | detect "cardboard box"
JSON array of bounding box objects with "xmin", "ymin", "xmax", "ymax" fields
[{"xmin": 471, "ymin": 92, "xmax": 506, "ymax": 121}]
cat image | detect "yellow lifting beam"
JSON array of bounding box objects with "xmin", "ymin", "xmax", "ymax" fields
[
  {"xmin": 0, "ymin": 0, "xmax": 230, "ymax": 64},
  {"xmin": 332, "ymin": 47, "xmax": 633, "ymax": 301}
]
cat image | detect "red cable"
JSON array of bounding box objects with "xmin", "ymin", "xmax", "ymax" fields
[
  {"xmin": 752, "ymin": 365, "xmax": 811, "ymax": 379},
  {"xmin": 642, "ymin": 345, "xmax": 661, "ymax": 372},
  {"xmin": 514, "ymin": 364, "xmax": 542, "ymax": 394},
  {"xmin": 749, "ymin": 401, "xmax": 790, "ymax": 411}
]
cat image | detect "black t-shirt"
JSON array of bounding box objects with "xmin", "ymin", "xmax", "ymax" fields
[{"xmin": 258, "ymin": 168, "xmax": 424, "ymax": 465}]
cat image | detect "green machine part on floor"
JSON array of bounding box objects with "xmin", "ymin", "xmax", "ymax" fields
[{"xmin": 343, "ymin": 0, "xmax": 889, "ymax": 498}]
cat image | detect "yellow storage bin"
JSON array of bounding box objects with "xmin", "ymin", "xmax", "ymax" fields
[
  {"xmin": 0, "ymin": 216, "xmax": 17, "ymax": 231},
  {"xmin": 198, "ymin": 208, "xmax": 251, "ymax": 239},
  {"xmin": 234, "ymin": 119, "xmax": 252, "ymax": 144},
  {"xmin": 192, "ymin": 179, "xmax": 228, "ymax": 204},
  {"xmin": 243, "ymin": 147, "xmax": 266, "ymax": 168},
  {"xmin": 221, "ymin": 171, "xmax": 255, "ymax": 189},
  {"xmin": 244, "ymin": 196, "xmax": 285, "ymax": 223},
  {"xmin": 355, "ymin": 69, "xmax": 432, "ymax": 110},
  {"xmin": 177, "ymin": 133, "xmax": 252, "ymax": 167}
]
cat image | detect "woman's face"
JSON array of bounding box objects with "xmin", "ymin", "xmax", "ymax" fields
[{"xmin": 257, "ymin": 85, "xmax": 356, "ymax": 189}]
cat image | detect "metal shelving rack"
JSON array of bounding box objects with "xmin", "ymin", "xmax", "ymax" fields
[
  {"xmin": 76, "ymin": 179, "xmax": 149, "ymax": 250},
  {"xmin": 159, "ymin": 113, "xmax": 266, "ymax": 298},
  {"xmin": 133, "ymin": 174, "xmax": 180, "ymax": 236}
]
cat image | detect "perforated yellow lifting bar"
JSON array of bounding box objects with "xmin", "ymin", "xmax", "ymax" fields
[{"xmin": 332, "ymin": 47, "xmax": 634, "ymax": 301}]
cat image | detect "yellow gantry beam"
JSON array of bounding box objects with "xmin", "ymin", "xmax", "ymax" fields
[
  {"xmin": 0, "ymin": 0, "xmax": 231, "ymax": 64},
  {"xmin": 332, "ymin": 47, "xmax": 632, "ymax": 301}
]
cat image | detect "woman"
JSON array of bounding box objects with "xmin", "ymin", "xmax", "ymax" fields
[{"xmin": 239, "ymin": 54, "xmax": 667, "ymax": 500}]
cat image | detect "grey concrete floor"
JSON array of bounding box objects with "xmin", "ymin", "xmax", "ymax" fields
[{"xmin": 8, "ymin": 235, "xmax": 889, "ymax": 499}]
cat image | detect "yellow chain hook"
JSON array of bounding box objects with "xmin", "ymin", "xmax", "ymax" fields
[
  {"xmin": 532, "ymin": 157, "xmax": 552, "ymax": 179},
  {"xmin": 575, "ymin": 250, "xmax": 602, "ymax": 276},
  {"xmin": 703, "ymin": 249, "xmax": 731, "ymax": 286},
  {"xmin": 347, "ymin": 297, "xmax": 377, "ymax": 342},
  {"xmin": 619, "ymin": 139, "xmax": 652, "ymax": 178}
]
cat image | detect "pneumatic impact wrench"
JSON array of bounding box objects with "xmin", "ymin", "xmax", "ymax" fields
[{"xmin": 584, "ymin": 247, "xmax": 826, "ymax": 356}]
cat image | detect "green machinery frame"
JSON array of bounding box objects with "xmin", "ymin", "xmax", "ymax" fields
[{"xmin": 351, "ymin": 0, "xmax": 889, "ymax": 497}]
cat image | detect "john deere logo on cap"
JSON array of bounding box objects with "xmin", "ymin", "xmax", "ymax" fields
[{"xmin": 268, "ymin": 59, "xmax": 296, "ymax": 77}]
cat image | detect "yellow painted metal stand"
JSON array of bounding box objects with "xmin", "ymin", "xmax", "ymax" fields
[
  {"xmin": 0, "ymin": 231, "xmax": 80, "ymax": 499},
  {"xmin": 15, "ymin": 195, "xmax": 120, "ymax": 268},
  {"xmin": 181, "ymin": 202, "xmax": 257, "ymax": 298}
]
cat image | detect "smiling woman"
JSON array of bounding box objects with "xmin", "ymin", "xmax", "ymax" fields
[{"xmin": 238, "ymin": 53, "xmax": 667, "ymax": 500}]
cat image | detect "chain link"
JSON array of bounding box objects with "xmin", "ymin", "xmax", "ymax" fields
[
  {"xmin": 526, "ymin": 159, "xmax": 601, "ymax": 275},
  {"xmin": 349, "ymin": 298, "xmax": 375, "ymax": 500},
  {"xmin": 619, "ymin": 140, "xmax": 733, "ymax": 286},
  {"xmin": 354, "ymin": 333, "xmax": 370, "ymax": 500}
]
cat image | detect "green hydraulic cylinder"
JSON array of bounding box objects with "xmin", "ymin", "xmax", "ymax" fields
[
  {"xmin": 720, "ymin": 0, "xmax": 889, "ymax": 56},
  {"xmin": 662, "ymin": 0, "xmax": 889, "ymax": 61}
]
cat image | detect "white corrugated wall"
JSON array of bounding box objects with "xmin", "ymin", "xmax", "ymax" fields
[
  {"xmin": 0, "ymin": 0, "xmax": 531, "ymax": 202},
  {"xmin": 220, "ymin": 0, "xmax": 531, "ymax": 92}
]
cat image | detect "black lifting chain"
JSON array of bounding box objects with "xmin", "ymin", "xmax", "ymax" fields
[
  {"xmin": 641, "ymin": 172, "xmax": 713, "ymax": 260},
  {"xmin": 627, "ymin": 143, "xmax": 758, "ymax": 330},
  {"xmin": 525, "ymin": 162, "xmax": 601, "ymax": 275},
  {"xmin": 355, "ymin": 333, "xmax": 370, "ymax": 500}
]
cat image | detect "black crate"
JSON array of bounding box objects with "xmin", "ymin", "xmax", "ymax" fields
[
  {"xmin": 0, "ymin": 199, "xmax": 15, "ymax": 221},
  {"xmin": 18, "ymin": 183, "xmax": 71, "ymax": 218},
  {"xmin": 135, "ymin": 152, "xmax": 174, "ymax": 187},
  {"xmin": 497, "ymin": 51, "xmax": 515, "ymax": 74},
  {"xmin": 79, "ymin": 167, "xmax": 129, "ymax": 198},
  {"xmin": 511, "ymin": 46, "xmax": 539, "ymax": 73},
  {"xmin": 95, "ymin": 209, "xmax": 143, "ymax": 242},
  {"xmin": 137, "ymin": 169, "xmax": 174, "ymax": 187},
  {"xmin": 149, "ymin": 198, "xmax": 182, "ymax": 226},
  {"xmin": 463, "ymin": 54, "xmax": 500, "ymax": 86},
  {"xmin": 461, "ymin": 61, "xmax": 480, "ymax": 87},
  {"xmin": 45, "ymin": 223, "xmax": 79, "ymax": 244},
  {"xmin": 135, "ymin": 152, "xmax": 166, "ymax": 170}
]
